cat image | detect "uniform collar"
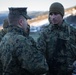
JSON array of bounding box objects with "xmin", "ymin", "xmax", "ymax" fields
[{"xmin": 7, "ymin": 25, "xmax": 28, "ymax": 36}]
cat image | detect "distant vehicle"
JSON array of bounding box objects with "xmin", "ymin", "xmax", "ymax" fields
[{"xmin": 30, "ymin": 26, "xmax": 38, "ymax": 32}]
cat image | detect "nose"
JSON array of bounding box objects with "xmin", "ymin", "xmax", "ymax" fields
[{"xmin": 51, "ymin": 14, "xmax": 56, "ymax": 18}]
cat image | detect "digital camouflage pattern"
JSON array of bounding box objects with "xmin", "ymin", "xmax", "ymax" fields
[
  {"xmin": 0, "ymin": 19, "xmax": 9, "ymax": 75},
  {"xmin": 37, "ymin": 20, "xmax": 76, "ymax": 75},
  {"xmin": 0, "ymin": 25, "xmax": 48, "ymax": 75},
  {"xmin": 25, "ymin": 24, "xmax": 36, "ymax": 46},
  {"xmin": 69, "ymin": 25, "xmax": 76, "ymax": 46},
  {"xmin": 27, "ymin": 36, "xmax": 36, "ymax": 47},
  {"xmin": 0, "ymin": 29, "xmax": 7, "ymax": 75},
  {"xmin": 70, "ymin": 26, "xmax": 76, "ymax": 75}
]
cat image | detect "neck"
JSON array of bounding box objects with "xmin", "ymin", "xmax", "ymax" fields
[{"xmin": 54, "ymin": 20, "xmax": 63, "ymax": 26}]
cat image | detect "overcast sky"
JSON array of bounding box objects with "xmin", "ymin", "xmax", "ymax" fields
[{"xmin": 0, "ymin": 0, "xmax": 76, "ymax": 12}]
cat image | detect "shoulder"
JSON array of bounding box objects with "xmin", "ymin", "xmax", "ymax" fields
[
  {"xmin": 62, "ymin": 20, "xmax": 70, "ymax": 28},
  {"xmin": 70, "ymin": 26, "xmax": 76, "ymax": 33},
  {"xmin": 40, "ymin": 24, "xmax": 50, "ymax": 32},
  {"xmin": 3, "ymin": 32, "xmax": 28, "ymax": 46},
  {"xmin": 14, "ymin": 34, "xmax": 30, "ymax": 46},
  {"xmin": 27, "ymin": 36, "xmax": 35, "ymax": 42},
  {"xmin": 40, "ymin": 24, "xmax": 51, "ymax": 35},
  {"xmin": 63, "ymin": 20, "xmax": 76, "ymax": 32},
  {"xmin": 0, "ymin": 29, "xmax": 5, "ymax": 34}
]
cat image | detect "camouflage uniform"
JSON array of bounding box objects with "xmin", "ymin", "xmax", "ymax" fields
[
  {"xmin": 37, "ymin": 20, "xmax": 76, "ymax": 75},
  {"xmin": 70, "ymin": 25, "xmax": 76, "ymax": 47},
  {"xmin": 0, "ymin": 29, "xmax": 6, "ymax": 74},
  {"xmin": 25, "ymin": 24, "xmax": 36, "ymax": 46},
  {"xmin": 0, "ymin": 19, "xmax": 9, "ymax": 75},
  {"xmin": 0, "ymin": 7, "xmax": 48, "ymax": 75},
  {"xmin": 70, "ymin": 26, "xmax": 76, "ymax": 75},
  {"xmin": 37, "ymin": 2, "xmax": 76, "ymax": 75},
  {"xmin": 0, "ymin": 25, "xmax": 48, "ymax": 75}
]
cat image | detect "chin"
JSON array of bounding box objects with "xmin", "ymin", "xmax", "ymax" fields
[
  {"xmin": 52, "ymin": 22, "xmax": 57, "ymax": 24},
  {"xmin": 53, "ymin": 23, "xmax": 58, "ymax": 25}
]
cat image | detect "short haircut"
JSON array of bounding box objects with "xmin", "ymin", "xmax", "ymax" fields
[{"xmin": 8, "ymin": 10, "xmax": 22, "ymax": 25}]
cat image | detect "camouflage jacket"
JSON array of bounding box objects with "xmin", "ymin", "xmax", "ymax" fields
[
  {"xmin": 37, "ymin": 20, "xmax": 76, "ymax": 75},
  {"xmin": 70, "ymin": 26, "xmax": 76, "ymax": 75},
  {"xmin": 0, "ymin": 29, "xmax": 7, "ymax": 75},
  {"xmin": 27, "ymin": 36, "xmax": 36, "ymax": 47},
  {"xmin": 0, "ymin": 25, "xmax": 48, "ymax": 75}
]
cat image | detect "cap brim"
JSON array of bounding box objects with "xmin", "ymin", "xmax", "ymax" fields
[{"xmin": 24, "ymin": 14, "xmax": 31, "ymax": 19}]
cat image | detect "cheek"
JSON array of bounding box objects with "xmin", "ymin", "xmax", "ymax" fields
[
  {"xmin": 57, "ymin": 16, "xmax": 63, "ymax": 22},
  {"xmin": 23, "ymin": 25, "xmax": 27, "ymax": 29},
  {"xmin": 24, "ymin": 20, "xmax": 28, "ymax": 25}
]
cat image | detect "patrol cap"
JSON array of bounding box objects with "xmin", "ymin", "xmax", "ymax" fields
[{"xmin": 9, "ymin": 7, "xmax": 31, "ymax": 19}]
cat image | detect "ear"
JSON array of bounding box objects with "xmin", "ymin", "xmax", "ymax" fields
[{"xmin": 18, "ymin": 19, "xmax": 23, "ymax": 27}]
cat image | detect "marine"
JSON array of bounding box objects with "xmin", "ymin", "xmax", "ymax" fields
[
  {"xmin": 0, "ymin": 7, "xmax": 48, "ymax": 75},
  {"xmin": 37, "ymin": 2, "xmax": 76, "ymax": 75}
]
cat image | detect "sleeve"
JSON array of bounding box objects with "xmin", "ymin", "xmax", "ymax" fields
[
  {"xmin": 28, "ymin": 36, "xmax": 36, "ymax": 47},
  {"xmin": 69, "ymin": 26, "xmax": 76, "ymax": 57},
  {"xmin": 36, "ymin": 31, "xmax": 47, "ymax": 56},
  {"xmin": 16, "ymin": 36, "xmax": 48, "ymax": 74},
  {"xmin": 69, "ymin": 26, "xmax": 76, "ymax": 74},
  {"xmin": 70, "ymin": 26, "xmax": 76, "ymax": 46}
]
